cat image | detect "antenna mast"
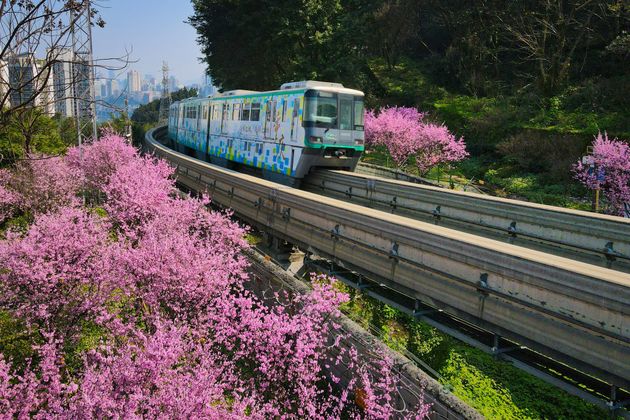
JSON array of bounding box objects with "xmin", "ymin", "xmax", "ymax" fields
[
  {"xmin": 158, "ymin": 61, "xmax": 171, "ymax": 125},
  {"xmin": 70, "ymin": 0, "xmax": 98, "ymax": 149}
]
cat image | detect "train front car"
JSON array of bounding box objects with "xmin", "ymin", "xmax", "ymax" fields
[{"xmin": 290, "ymin": 81, "xmax": 365, "ymax": 178}]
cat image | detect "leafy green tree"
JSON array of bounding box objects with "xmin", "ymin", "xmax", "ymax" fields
[
  {"xmin": 0, "ymin": 111, "xmax": 74, "ymax": 164},
  {"xmin": 189, "ymin": 0, "xmax": 377, "ymax": 90},
  {"xmin": 131, "ymin": 87, "xmax": 197, "ymax": 125}
]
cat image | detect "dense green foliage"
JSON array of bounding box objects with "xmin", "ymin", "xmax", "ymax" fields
[
  {"xmin": 130, "ymin": 87, "xmax": 199, "ymax": 144},
  {"xmin": 189, "ymin": 1, "xmax": 629, "ymax": 207},
  {"xmin": 337, "ymin": 285, "xmax": 608, "ymax": 419},
  {"xmin": 0, "ymin": 111, "xmax": 77, "ymax": 165},
  {"xmin": 190, "ymin": 1, "xmax": 627, "ymax": 101},
  {"xmin": 131, "ymin": 87, "xmax": 198, "ymax": 125}
]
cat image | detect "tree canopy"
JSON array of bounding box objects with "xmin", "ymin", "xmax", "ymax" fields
[{"xmin": 189, "ymin": 0, "xmax": 628, "ymax": 99}]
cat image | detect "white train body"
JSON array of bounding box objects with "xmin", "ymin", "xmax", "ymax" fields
[{"xmin": 168, "ymin": 81, "xmax": 365, "ymax": 184}]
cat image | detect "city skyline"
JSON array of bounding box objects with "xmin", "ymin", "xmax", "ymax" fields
[{"xmin": 93, "ymin": 0, "xmax": 206, "ymax": 86}]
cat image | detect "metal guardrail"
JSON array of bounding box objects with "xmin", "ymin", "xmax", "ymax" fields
[
  {"xmin": 146, "ymin": 126, "xmax": 630, "ymax": 392},
  {"xmin": 304, "ymin": 169, "xmax": 630, "ymax": 272}
]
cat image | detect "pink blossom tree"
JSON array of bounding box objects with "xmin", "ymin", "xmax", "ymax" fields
[
  {"xmin": 364, "ymin": 106, "xmax": 468, "ymax": 176},
  {"xmin": 0, "ymin": 157, "xmax": 80, "ymax": 221},
  {"xmin": 0, "ymin": 134, "xmax": 430, "ymax": 418},
  {"xmin": 573, "ymin": 132, "xmax": 630, "ymax": 216},
  {"xmin": 0, "ymin": 169, "xmax": 19, "ymax": 224}
]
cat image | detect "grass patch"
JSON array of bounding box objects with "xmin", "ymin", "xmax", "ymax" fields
[{"xmin": 337, "ymin": 286, "xmax": 608, "ymax": 419}]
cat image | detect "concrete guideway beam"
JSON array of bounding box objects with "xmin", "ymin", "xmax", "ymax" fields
[
  {"xmin": 306, "ymin": 169, "xmax": 630, "ymax": 271},
  {"xmin": 146, "ymin": 126, "xmax": 630, "ymax": 390}
]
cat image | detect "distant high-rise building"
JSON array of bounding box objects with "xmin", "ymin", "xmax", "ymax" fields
[
  {"xmin": 94, "ymin": 79, "xmax": 107, "ymax": 98},
  {"xmin": 35, "ymin": 58, "xmax": 55, "ymax": 115},
  {"xmin": 110, "ymin": 79, "xmax": 119, "ymax": 97},
  {"xmin": 7, "ymin": 53, "xmax": 54, "ymax": 115},
  {"xmin": 127, "ymin": 70, "xmax": 141, "ymax": 92},
  {"xmin": 168, "ymin": 76, "xmax": 178, "ymax": 92},
  {"xmin": 51, "ymin": 48, "xmax": 75, "ymax": 117}
]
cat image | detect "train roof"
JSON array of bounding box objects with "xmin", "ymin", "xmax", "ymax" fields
[{"xmin": 171, "ymin": 81, "xmax": 363, "ymax": 106}]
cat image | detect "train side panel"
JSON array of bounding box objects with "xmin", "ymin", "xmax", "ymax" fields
[
  {"xmin": 168, "ymin": 83, "xmax": 364, "ymax": 181},
  {"xmin": 207, "ymin": 91, "xmax": 306, "ymax": 177}
]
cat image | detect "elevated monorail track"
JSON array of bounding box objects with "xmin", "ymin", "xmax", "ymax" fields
[
  {"xmin": 303, "ymin": 169, "xmax": 630, "ymax": 273},
  {"xmin": 146, "ymin": 126, "xmax": 630, "ymax": 413}
]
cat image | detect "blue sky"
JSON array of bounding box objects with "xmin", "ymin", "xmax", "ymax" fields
[{"xmin": 92, "ymin": 0, "xmax": 205, "ymax": 84}]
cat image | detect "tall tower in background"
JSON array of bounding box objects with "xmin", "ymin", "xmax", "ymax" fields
[
  {"xmin": 51, "ymin": 48, "xmax": 75, "ymax": 118},
  {"xmin": 127, "ymin": 70, "xmax": 141, "ymax": 93},
  {"xmin": 70, "ymin": 0, "xmax": 98, "ymax": 145},
  {"xmin": 158, "ymin": 61, "xmax": 171, "ymax": 125}
]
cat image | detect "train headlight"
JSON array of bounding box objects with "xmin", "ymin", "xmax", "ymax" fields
[
  {"xmin": 309, "ymin": 136, "xmax": 322, "ymax": 144},
  {"xmin": 354, "ymin": 139, "xmax": 364, "ymax": 145}
]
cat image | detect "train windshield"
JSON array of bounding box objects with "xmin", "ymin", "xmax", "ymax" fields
[
  {"xmin": 304, "ymin": 90, "xmax": 365, "ymax": 131},
  {"xmin": 304, "ymin": 91, "xmax": 337, "ymax": 127}
]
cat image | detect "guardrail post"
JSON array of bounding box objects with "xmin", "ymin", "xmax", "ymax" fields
[
  {"xmin": 603, "ymin": 242, "xmax": 620, "ymax": 269},
  {"xmin": 432, "ymin": 206, "xmax": 441, "ymax": 225},
  {"xmin": 331, "ymin": 224, "xmax": 341, "ymax": 240},
  {"xmin": 390, "ymin": 196, "xmax": 397, "ymax": 213},
  {"xmin": 508, "ymin": 222, "xmax": 517, "ymax": 244},
  {"xmin": 389, "ymin": 242, "xmax": 400, "ymax": 262},
  {"xmin": 281, "ymin": 207, "xmax": 291, "ymax": 221}
]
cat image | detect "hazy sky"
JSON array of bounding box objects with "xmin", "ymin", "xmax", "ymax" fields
[{"xmin": 92, "ymin": 0, "xmax": 206, "ymax": 84}]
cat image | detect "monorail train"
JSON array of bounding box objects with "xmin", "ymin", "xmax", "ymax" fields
[{"xmin": 167, "ymin": 80, "xmax": 365, "ymax": 186}]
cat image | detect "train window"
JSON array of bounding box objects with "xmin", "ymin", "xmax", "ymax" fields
[
  {"xmin": 266, "ymin": 100, "xmax": 275, "ymax": 122},
  {"xmin": 242, "ymin": 103, "xmax": 251, "ymax": 121},
  {"xmin": 250, "ymin": 102, "xmax": 261, "ymax": 121},
  {"xmin": 354, "ymin": 98, "xmax": 364, "ymax": 131},
  {"xmin": 233, "ymin": 103, "xmax": 241, "ymax": 120},
  {"xmin": 221, "ymin": 104, "xmax": 228, "ymax": 133},
  {"xmin": 292, "ymin": 98, "xmax": 299, "ymax": 118},
  {"xmin": 203, "ymin": 105, "xmax": 208, "ymax": 120},
  {"xmin": 281, "ymin": 99, "xmax": 287, "ymax": 122},
  {"xmin": 303, "ymin": 91, "xmax": 338, "ymax": 128},
  {"xmin": 339, "ymin": 98, "xmax": 352, "ymax": 130}
]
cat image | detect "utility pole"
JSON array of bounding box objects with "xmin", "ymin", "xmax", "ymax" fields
[
  {"xmin": 158, "ymin": 61, "xmax": 171, "ymax": 125},
  {"xmin": 70, "ymin": 0, "xmax": 98, "ymax": 154}
]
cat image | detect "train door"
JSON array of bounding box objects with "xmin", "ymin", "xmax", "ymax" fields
[
  {"xmin": 178, "ymin": 105, "xmax": 184, "ymax": 139},
  {"xmin": 220, "ymin": 103, "xmax": 228, "ymax": 134},
  {"xmin": 265, "ymin": 99, "xmax": 276, "ymax": 139},
  {"xmin": 290, "ymin": 97, "xmax": 300, "ymax": 141},
  {"xmin": 205, "ymin": 104, "xmax": 212, "ymax": 153},
  {"xmin": 338, "ymin": 94, "xmax": 354, "ymax": 144}
]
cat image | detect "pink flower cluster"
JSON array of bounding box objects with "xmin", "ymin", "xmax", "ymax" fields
[
  {"xmin": 573, "ymin": 132, "xmax": 630, "ymax": 216},
  {"xmin": 365, "ymin": 106, "xmax": 468, "ymax": 174},
  {"xmin": 0, "ymin": 135, "xmax": 429, "ymax": 418}
]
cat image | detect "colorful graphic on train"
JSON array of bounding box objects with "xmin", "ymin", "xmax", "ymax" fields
[{"xmin": 168, "ymin": 81, "xmax": 365, "ymax": 183}]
